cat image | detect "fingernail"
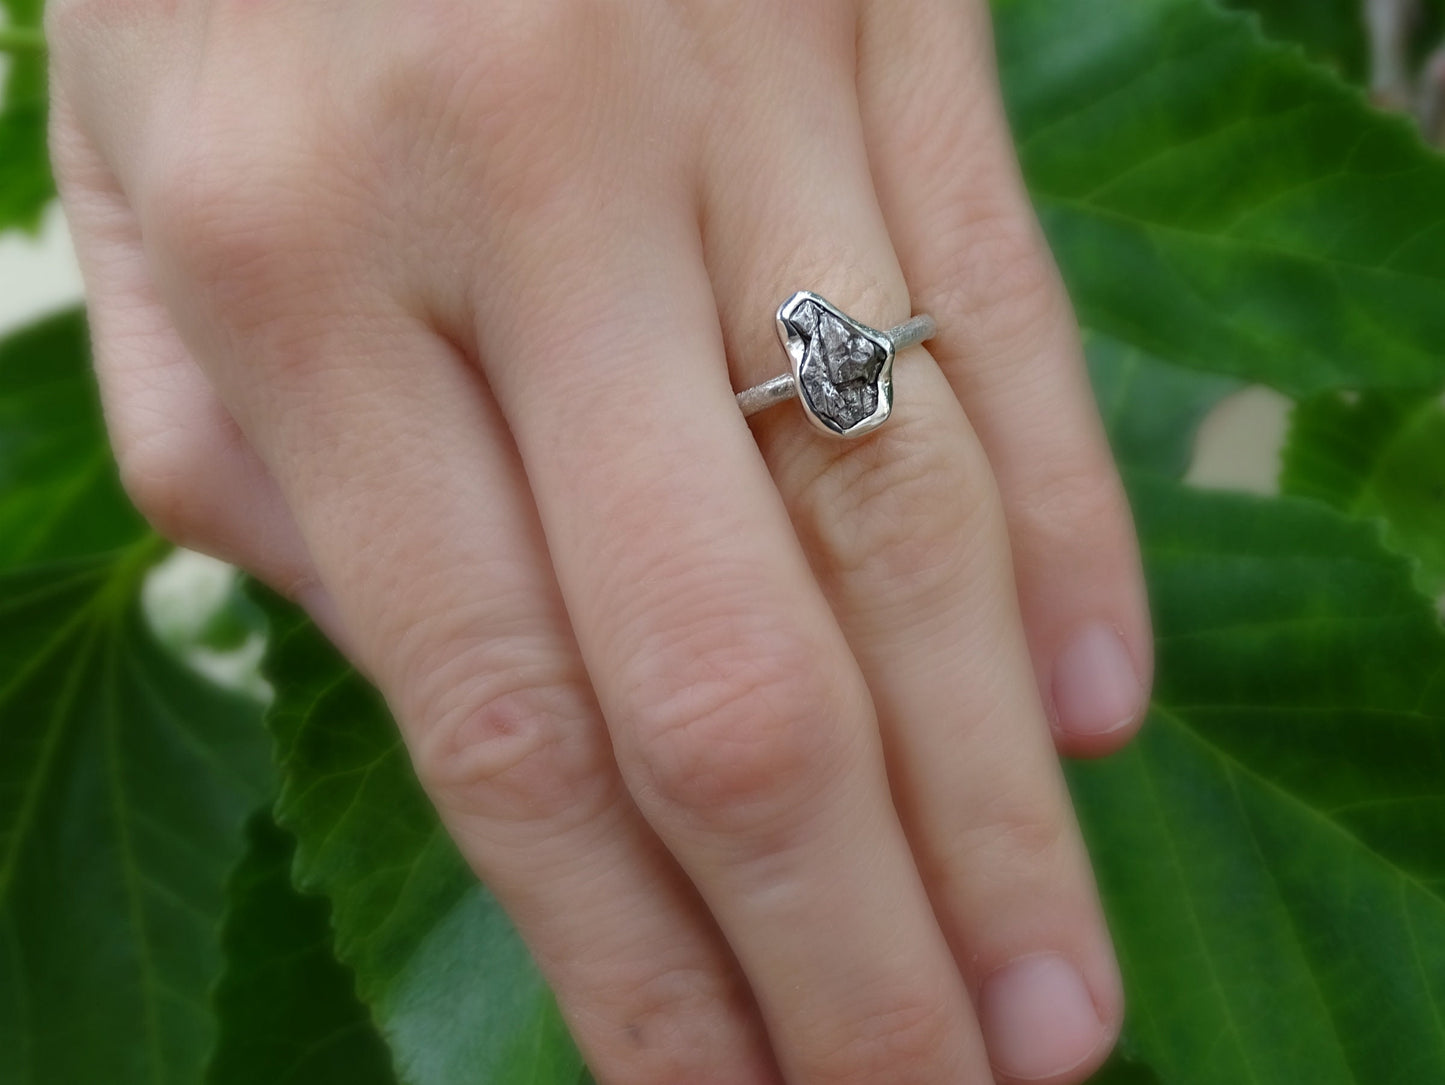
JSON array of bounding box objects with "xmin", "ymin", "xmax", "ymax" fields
[
  {"xmin": 1052, "ymin": 623, "xmax": 1143, "ymax": 736},
  {"xmin": 980, "ymin": 954, "xmax": 1105, "ymax": 1081}
]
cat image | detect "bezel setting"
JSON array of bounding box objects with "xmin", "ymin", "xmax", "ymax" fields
[{"xmin": 775, "ymin": 291, "xmax": 895, "ymax": 439}]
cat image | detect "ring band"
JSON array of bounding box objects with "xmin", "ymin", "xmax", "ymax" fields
[{"xmin": 736, "ymin": 291, "xmax": 937, "ymax": 438}]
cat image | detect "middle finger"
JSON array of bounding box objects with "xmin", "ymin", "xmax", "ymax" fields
[{"xmin": 472, "ymin": 158, "xmax": 989, "ymax": 1083}]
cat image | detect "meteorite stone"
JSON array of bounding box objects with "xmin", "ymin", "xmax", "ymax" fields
[{"xmin": 786, "ymin": 299, "xmax": 889, "ymax": 433}]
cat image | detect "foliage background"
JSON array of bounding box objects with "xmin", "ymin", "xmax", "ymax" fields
[{"xmin": 3, "ymin": 0, "xmax": 1445, "ymax": 1082}]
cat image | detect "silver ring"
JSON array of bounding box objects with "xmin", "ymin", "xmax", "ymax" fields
[{"xmin": 735, "ymin": 291, "xmax": 936, "ymax": 439}]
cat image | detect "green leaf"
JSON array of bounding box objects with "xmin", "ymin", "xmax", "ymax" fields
[
  {"xmin": 260, "ymin": 594, "xmax": 585, "ymax": 1085},
  {"xmin": 0, "ymin": 309, "xmax": 146, "ymax": 569},
  {"xmin": 1222, "ymin": 0, "xmax": 1371, "ymax": 81},
  {"xmin": 0, "ymin": 311, "xmax": 277, "ymax": 1085},
  {"xmin": 0, "ymin": 0, "xmax": 55, "ymax": 233},
  {"xmin": 1281, "ymin": 390, "xmax": 1445, "ymax": 595},
  {"xmin": 1222, "ymin": 0, "xmax": 1445, "ymax": 84},
  {"xmin": 1068, "ymin": 476, "xmax": 1445, "ymax": 1085},
  {"xmin": 0, "ymin": 551, "xmax": 273, "ymax": 1085},
  {"xmin": 208, "ymin": 813, "xmax": 399, "ymax": 1085},
  {"xmin": 996, "ymin": 0, "xmax": 1445, "ymax": 397}
]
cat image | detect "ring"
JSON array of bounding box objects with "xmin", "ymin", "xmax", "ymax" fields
[{"xmin": 735, "ymin": 291, "xmax": 937, "ymax": 439}]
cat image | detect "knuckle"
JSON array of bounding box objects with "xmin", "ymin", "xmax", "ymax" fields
[
  {"xmin": 573, "ymin": 962, "xmax": 773, "ymax": 1085},
  {"xmin": 1015, "ymin": 458, "xmax": 1131, "ymax": 553},
  {"xmin": 953, "ymin": 786, "xmax": 1072, "ymax": 882},
  {"xmin": 806, "ymin": 982, "xmax": 960, "ymax": 1084},
  {"xmin": 140, "ymin": 121, "xmax": 347, "ymax": 325},
  {"xmin": 620, "ymin": 620, "xmax": 854, "ymax": 830},
  {"xmin": 992, "ymin": 803, "xmax": 1070, "ymax": 871},
  {"xmin": 413, "ymin": 679, "xmax": 613, "ymax": 825},
  {"xmin": 792, "ymin": 411, "xmax": 1004, "ymax": 594},
  {"xmin": 936, "ymin": 208, "xmax": 1066, "ymax": 359},
  {"xmin": 143, "ymin": 148, "xmax": 275, "ymax": 301},
  {"xmin": 114, "ymin": 431, "xmax": 206, "ymax": 547}
]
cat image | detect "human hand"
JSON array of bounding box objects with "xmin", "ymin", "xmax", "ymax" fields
[{"xmin": 47, "ymin": 1, "xmax": 1152, "ymax": 1081}]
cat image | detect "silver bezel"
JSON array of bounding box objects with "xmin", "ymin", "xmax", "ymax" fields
[{"xmin": 774, "ymin": 291, "xmax": 895, "ymax": 439}]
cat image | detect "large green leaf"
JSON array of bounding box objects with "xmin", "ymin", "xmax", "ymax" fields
[
  {"xmin": 0, "ymin": 0, "xmax": 54, "ymax": 232},
  {"xmin": 0, "ymin": 549, "xmax": 273, "ymax": 1085},
  {"xmin": 0, "ymin": 309, "xmax": 285, "ymax": 1085},
  {"xmin": 1067, "ymin": 477, "xmax": 1445, "ymax": 1084},
  {"xmin": 997, "ymin": 0, "xmax": 1445, "ymax": 396},
  {"xmin": 261, "ymin": 595, "xmax": 586, "ymax": 1085},
  {"xmin": 208, "ymin": 813, "xmax": 398, "ymax": 1085},
  {"xmin": 1281, "ymin": 390, "xmax": 1445, "ymax": 595}
]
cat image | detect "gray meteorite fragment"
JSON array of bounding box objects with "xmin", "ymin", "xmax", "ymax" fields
[{"xmin": 788, "ymin": 299, "xmax": 888, "ymax": 433}]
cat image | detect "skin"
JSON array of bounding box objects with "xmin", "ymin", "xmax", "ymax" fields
[{"xmin": 47, "ymin": 1, "xmax": 1154, "ymax": 1081}]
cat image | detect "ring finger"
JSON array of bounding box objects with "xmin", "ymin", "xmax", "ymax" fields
[{"xmin": 702, "ymin": 46, "xmax": 1122, "ymax": 1085}]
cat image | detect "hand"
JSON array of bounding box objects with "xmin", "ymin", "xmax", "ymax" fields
[{"xmin": 48, "ymin": 1, "xmax": 1152, "ymax": 1081}]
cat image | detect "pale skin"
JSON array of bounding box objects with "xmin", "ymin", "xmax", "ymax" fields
[{"xmin": 47, "ymin": 1, "xmax": 1155, "ymax": 1081}]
